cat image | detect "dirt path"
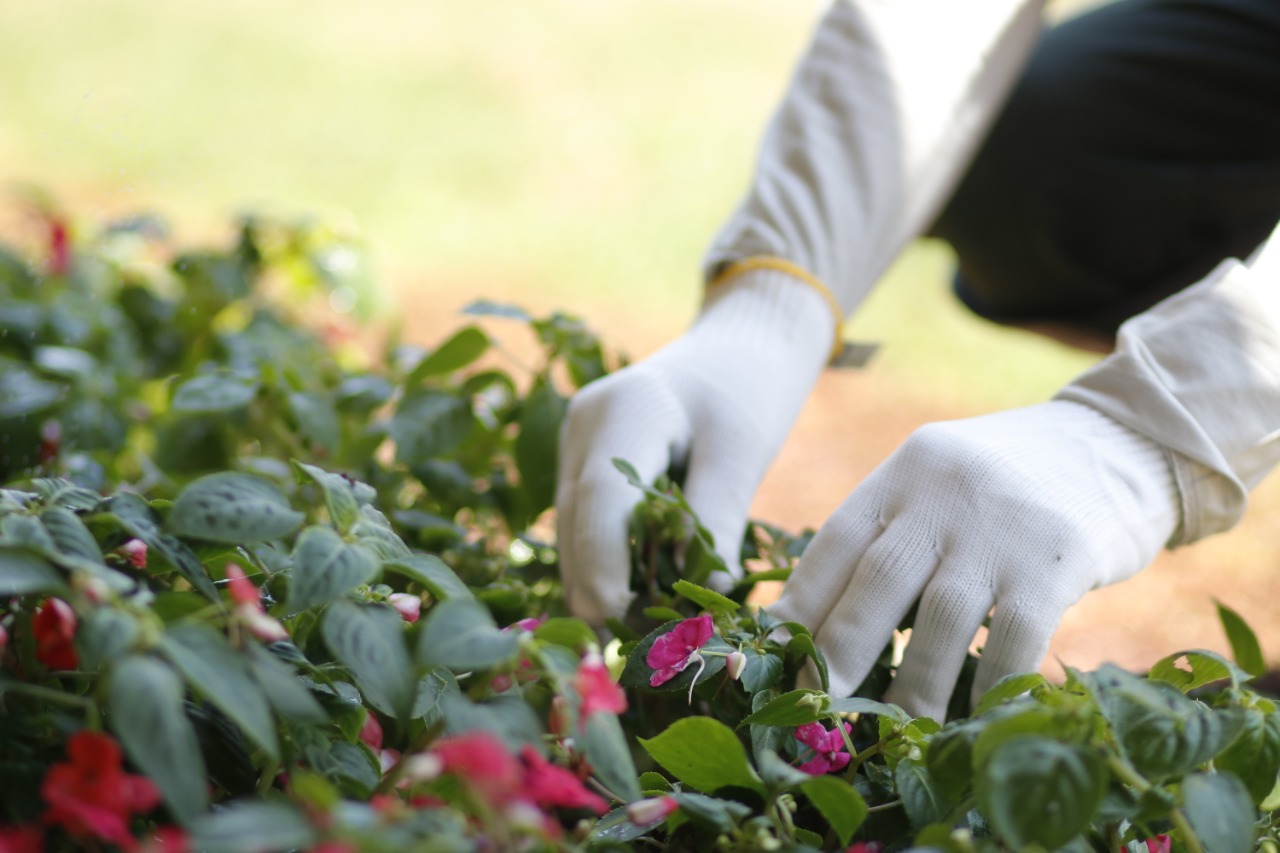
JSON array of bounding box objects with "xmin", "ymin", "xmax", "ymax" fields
[{"xmin": 395, "ymin": 275, "xmax": 1280, "ymax": 680}]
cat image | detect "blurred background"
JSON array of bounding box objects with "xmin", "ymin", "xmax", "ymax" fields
[{"xmin": 2, "ymin": 0, "xmax": 1276, "ymax": 675}]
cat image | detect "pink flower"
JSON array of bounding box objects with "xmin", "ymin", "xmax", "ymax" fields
[
  {"xmin": 518, "ymin": 746, "xmax": 607, "ymax": 814},
  {"xmin": 795, "ymin": 721, "xmax": 853, "ymax": 776},
  {"xmin": 224, "ymin": 564, "xmax": 288, "ymax": 642},
  {"xmin": 38, "ymin": 420, "xmax": 60, "ymax": 464},
  {"xmin": 139, "ymin": 827, "xmax": 188, "ymax": 853},
  {"xmin": 844, "ymin": 845, "xmax": 883, "ymax": 853},
  {"xmin": 432, "ymin": 732, "xmax": 523, "ymax": 801},
  {"xmin": 0, "ymin": 624, "xmax": 8, "ymax": 657},
  {"xmin": 118, "ymin": 540, "xmax": 148, "ymax": 569},
  {"xmin": 387, "ymin": 593, "xmax": 420, "ymax": 623},
  {"xmin": 505, "ymin": 616, "xmax": 546, "ymax": 633},
  {"xmin": 48, "ymin": 219, "xmax": 71, "ymax": 277},
  {"xmin": 625, "ymin": 796, "xmax": 678, "ymax": 826},
  {"xmin": 41, "ymin": 731, "xmax": 161, "ymax": 852},
  {"xmin": 575, "ymin": 653, "xmax": 626, "ymax": 719},
  {"xmin": 1146, "ymin": 837, "xmax": 1171, "ymax": 853},
  {"xmin": 646, "ymin": 615, "xmax": 714, "ymax": 687},
  {"xmin": 33, "ymin": 599, "xmax": 77, "ymax": 671}
]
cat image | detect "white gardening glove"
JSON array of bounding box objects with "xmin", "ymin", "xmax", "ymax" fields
[
  {"xmin": 556, "ymin": 268, "xmax": 834, "ymax": 624},
  {"xmin": 770, "ymin": 399, "xmax": 1181, "ymax": 722}
]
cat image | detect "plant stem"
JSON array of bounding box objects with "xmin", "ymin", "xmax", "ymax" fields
[
  {"xmin": 866, "ymin": 799, "xmax": 902, "ymax": 814},
  {"xmin": 1105, "ymin": 755, "xmax": 1204, "ymax": 853}
]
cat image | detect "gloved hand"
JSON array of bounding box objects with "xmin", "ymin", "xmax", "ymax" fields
[
  {"xmin": 556, "ymin": 267, "xmax": 835, "ymax": 624},
  {"xmin": 769, "ymin": 399, "xmax": 1181, "ymax": 721}
]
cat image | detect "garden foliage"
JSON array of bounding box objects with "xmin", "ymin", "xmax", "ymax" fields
[{"xmin": 1, "ymin": 211, "xmax": 1279, "ymax": 853}]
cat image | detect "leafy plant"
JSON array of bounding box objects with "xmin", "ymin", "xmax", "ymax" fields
[{"xmin": 1, "ymin": 207, "xmax": 1279, "ymax": 853}]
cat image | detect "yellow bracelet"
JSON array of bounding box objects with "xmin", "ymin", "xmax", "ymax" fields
[{"xmin": 705, "ymin": 256, "xmax": 845, "ymax": 364}]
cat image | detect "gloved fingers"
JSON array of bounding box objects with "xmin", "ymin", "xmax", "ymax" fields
[
  {"xmin": 883, "ymin": 569, "xmax": 995, "ymax": 722},
  {"xmin": 768, "ymin": 485, "xmax": 885, "ymax": 632},
  {"xmin": 557, "ymin": 377, "xmax": 688, "ymax": 625},
  {"xmin": 969, "ymin": 570, "xmax": 1085, "ymax": 707},
  {"xmin": 681, "ymin": 424, "xmax": 774, "ymax": 584},
  {"xmin": 811, "ymin": 525, "xmax": 940, "ymax": 698}
]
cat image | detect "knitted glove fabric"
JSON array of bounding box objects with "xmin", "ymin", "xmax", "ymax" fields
[
  {"xmin": 769, "ymin": 400, "xmax": 1180, "ymax": 722},
  {"xmin": 556, "ymin": 269, "xmax": 833, "ymax": 625}
]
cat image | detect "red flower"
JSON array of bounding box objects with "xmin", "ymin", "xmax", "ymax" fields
[
  {"xmin": 844, "ymin": 844, "xmax": 883, "ymax": 853},
  {"xmin": 432, "ymin": 732, "xmax": 523, "ymax": 801},
  {"xmin": 1146, "ymin": 836, "xmax": 1171, "ymax": 853},
  {"xmin": 224, "ymin": 564, "xmax": 288, "ymax": 642},
  {"xmin": 504, "ymin": 616, "xmax": 546, "ymax": 633},
  {"xmin": 575, "ymin": 653, "xmax": 626, "ymax": 719},
  {"xmin": 33, "ymin": 599, "xmax": 77, "ymax": 671},
  {"xmin": 37, "ymin": 421, "xmax": 60, "ymax": 465},
  {"xmin": 41, "ymin": 731, "xmax": 161, "ymax": 852},
  {"xmin": 224, "ymin": 563, "xmax": 261, "ymax": 607},
  {"xmin": 0, "ymin": 825, "xmax": 42, "ymax": 853},
  {"xmin": 139, "ymin": 827, "xmax": 188, "ymax": 853},
  {"xmin": 118, "ymin": 540, "xmax": 148, "ymax": 569},
  {"xmin": 646, "ymin": 614, "xmax": 714, "ymax": 687},
  {"xmin": 48, "ymin": 219, "xmax": 71, "ymax": 277},
  {"xmin": 358, "ymin": 713, "xmax": 383, "ymax": 751},
  {"xmin": 794, "ymin": 721, "xmax": 853, "ymax": 776},
  {"xmin": 518, "ymin": 746, "xmax": 607, "ymax": 814}
]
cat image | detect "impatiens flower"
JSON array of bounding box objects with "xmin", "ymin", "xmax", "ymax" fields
[
  {"xmin": 794, "ymin": 721, "xmax": 853, "ymax": 776},
  {"xmin": 33, "ymin": 598, "xmax": 77, "ymax": 671},
  {"xmin": 48, "ymin": 218, "xmax": 71, "ymax": 277},
  {"xmin": 1146, "ymin": 836, "xmax": 1171, "ymax": 853},
  {"xmin": 726, "ymin": 650, "xmax": 748, "ymax": 681},
  {"xmin": 41, "ymin": 731, "xmax": 161, "ymax": 852},
  {"xmin": 518, "ymin": 746, "xmax": 607, "ymax": 814},
  {"xmin": 626, "ymin": 796, "xmax": 679, "ymax": 826},
  {"xmin": 575, "ymin": 653, "xmax": 626, "ymax": 719},
  {"xmin": 0, "ymin": 624, "xmax": 8, "ymax": 657},
  {"xmin": 38, "ymin": 420, "xmax": 60, "ymax": 464},
  {"xmin": 844, "ymin": 844, "xmax": 883, "ymax": 853},
  {"xmin": 224, "ymin": 564, "xmax": 288, "ymax": 643},
  {"xmin": 358, "ymin": 713, "xmax": 383, "ymax": 751},
  {"xmin": 387, "ymin": 593, "xmax": 420, "ymax": 623},
  {"xmin": 0, "ymin": 825, "xmax": 42, "ymax": 853},
  {"xmin": 139, "ymin": 827, "xmax": 189, "ymax": 853},
  {"xmin": 432, "ymin": 732, "xmax": 523, "ymax": 801},
  {"xmin": 504, "ymin": 615, "xmax": 546, "ymax": 633},
  {"xmin": 646, "ymin": 614, "xmax": 714, "ymax": 688},
  {"xmin": 118, "ymin": 539, "xmax": 148, "ymax": 569},
  {"xmin": 308, "ymin": 842, "xmax": 358, "ymax": 853}
]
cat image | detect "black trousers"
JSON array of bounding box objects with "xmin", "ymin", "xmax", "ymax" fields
[{"xmin": 930, "ymin": 0, "xmax": 1280, "ymax": 342}]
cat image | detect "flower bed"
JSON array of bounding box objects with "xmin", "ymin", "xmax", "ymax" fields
[{"xmin": 1, "ymin": 210, "xmax": 1278, "ymax": 852}]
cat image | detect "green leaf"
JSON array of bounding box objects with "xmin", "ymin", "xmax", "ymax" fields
[
  {"xmin": 532, "ymin": 617, "xmax": 597, "ymax": 652},
  {"xmin": 1182, "ymin": 772, "xmax": 1254, "ymax": 853},
  {"xmin": 168, "ymin": 472, "xmax": 304, "ymax": 544},
  {"xmin": 242, "ymin": 643, "xmax": 327, "ymax": 723},
  {"xmin": 974, "ymin": 672, "xmax": 1048, "ymax": 716},
  {"xmin": 77, "ymin": 609, "xmax": 140, "ymax": 668},
  {"xmin": 671, "ymin": 579, "xmax": 738, "ymax": 616},
  {"xmin": 1149, "ymin": 649, "xmax": 1250, "ymax": 693},
  {"xmin": 158, "ymin": 625, "xmax": 279, "ymax": 760},
  {"xmin": 291, "ymin": 462, "xmax": 360, "ymax": 533},
  {"xmin": 439, "ymin": 692, "xmax": 544, "ymax": 753},
  {"xmin": 286, "ymin": 391, "xmax": 341, "ymax": 453},
  {"xmin": 827, "ymin": 696, "xmax": 910, "ymax": 722},
  {"xmin": 738, "ymin": 689, "xmax": 829, "ymax": 728},
  {"xmin": 287, "ymin": 526, "xmax": 379, "ymax": 613},
  {"xmin": 975, "ymin": 736, "xmax": 1107, "ymax": 851},
  {"xmin": 189, "ymin": 801, "xmax": 316, "ymax": 853},
  {"xmin": 107, "ymin": 655, "xmax": 208, "ymax": 824},
  {"xmin": 322, "ymin": 599, "xmax": 416, "ymax": 720},
  {"xmin": 462, "ymin": 300, "xmax": 531, "ymax": 321},
  {"xmin": 40, "ymin": 506, "xmax": 104, "ymax": 565},
  {"xmin": 0, "ymin": 546, "xmax": 63, "ymax": 595},
  {"xmin": 927, "ymin": 720, "xmax": 981, "ymax": 802},
  {"xmin": 513, "ymin": 379, "xmax": 567, "ymax": 525},
  {"xmin": 1214, "ymin": 708, "xmax": 1280, "ymax": 804},
  {"xmin": 417, "ymin": 598, "xmax": 518, "ymax": 673},
  {"xmin": 669, "ymin": 792, "xmax": 753, "ymax": 833},
  {"xmin": 384, "ymin": 554, "xmax": 473, "ymax": 601},
  {"xmin": 1215, "ymin": 600, "xmax": 1266, "ymax": 678},
  {"xmin": 756, "ymin": 748, "xmax": 809, "ymax": 791},
  {"xmin": 799, "ymin": 775, "xmax": 868, "ymax": 846},
  {"xmin": 786, "ymin": 632, "xmax": 829, "ymax": 693},
  {"xmin": 408, "ymin": 326, "xmax": 489, "ymax": 381},
  {"xmin": 149, "ymin": 534, "xmax": 220, "ymax": 601},
  {"xmin": 896, "ymin": 760, "xmax": 951, "ymax": 829},
  {"xmin": 390, "ymin": 391, "xmax": 473, "ymax": 465},
  {"xmin": 638, "ymin": 717, "xmax": 765, "ymax": 795},
  {"xmin": 582, "ymin": 712, "xmax": 643, "ymax": 803},
  {"xmin": 172, "ymin": 373, "xmax": 259, "ymax": 413},
  {"xmin": 739, "ymin": 650, "xmax": 783, "ymax": 694}
]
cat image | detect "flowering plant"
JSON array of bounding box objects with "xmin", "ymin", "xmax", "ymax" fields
[{"xmin": 2, "ymin": 208, "xmax": 1279, "ymax": 853}]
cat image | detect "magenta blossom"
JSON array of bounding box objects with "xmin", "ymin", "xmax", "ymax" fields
[
  {"xmin": 794, "ymin": 721, "xmax": 853, "ymax": 775},
  {"xmin": 1146, "ymin": 837, "xmax": 1171, "ymax": 853},
  {"xmin": 646, "ymin": 614, "xmax": 714, "ymax": 688},
  {"xmin": 575, "ymin": 653, "xmax": 626, "ymax": 719}
]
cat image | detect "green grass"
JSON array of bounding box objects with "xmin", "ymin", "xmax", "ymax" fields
[{"xmin": 0, "ymin": 0, "xmax": 1098, "ymax": 410}]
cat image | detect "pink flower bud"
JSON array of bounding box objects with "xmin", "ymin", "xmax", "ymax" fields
[
  {"xmin": 119, "ymin": 539, "xmax": 148, "ymax": 569},
  {"xmin": 238, "ymin": 605, "xmax": 288, "ymax": 643},
  {"xmin": 224, "ymin": 564, "xmax": 262, "ymax": 609},
  {"xmin": 626, "ymin": 796, "xmax": 679, "ymax": 826},
  {"xmin": 726, "ymin": 650, "xmax": 747, "ymax": 681},
  {"xmin": 387, "ymin": 593, "xmax": 421, "ymax": 623},
  {"xmin": 72, "ymin": 573, "xmax": 111, "ymax": 605},
  {"xmin": 359, "ymin": 712, "xmax": 384, "ymax": 751}
]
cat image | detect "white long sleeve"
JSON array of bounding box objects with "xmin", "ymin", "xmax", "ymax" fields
[
  {"xmin": 1058, "ymin": 222, "xmax": 1280, "ymax": 545},
  {"xmin": 704, "ymin": 0, "xmax": 1047, "ymax": 315}
]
